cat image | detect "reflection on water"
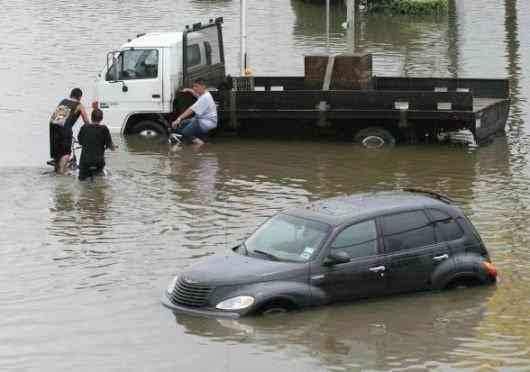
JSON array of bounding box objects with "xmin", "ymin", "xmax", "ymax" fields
[
  {"xmin": 176, "ymin": 287, "xmax": 496, "ymax": 370},
  {"xmin": 1, "ymin": 0, "xmax": 530, "ymax": 371}
]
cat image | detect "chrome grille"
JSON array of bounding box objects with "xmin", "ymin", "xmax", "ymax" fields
[{"xmin": 170, "ymin": 277, "xmax": 213, "ymax": 308}]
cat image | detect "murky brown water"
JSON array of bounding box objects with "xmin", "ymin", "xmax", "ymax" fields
[{"xmin": 1, "ymin": 0, "xmax": 530, "ymax": 371}]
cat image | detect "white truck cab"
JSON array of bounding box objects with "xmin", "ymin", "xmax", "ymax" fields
[{"xmin": 94, "ymin": 18, "xmax": 225, "ymax": 137}]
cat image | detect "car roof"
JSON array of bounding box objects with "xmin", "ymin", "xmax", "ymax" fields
[{"xmin": 286, "ymin": 191, "xmax": 457, "ymax": 227}]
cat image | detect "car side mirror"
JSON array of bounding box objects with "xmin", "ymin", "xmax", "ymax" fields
[{"xmin": 324, "ymin": 250, "xmax": 351, "ymax": 266}]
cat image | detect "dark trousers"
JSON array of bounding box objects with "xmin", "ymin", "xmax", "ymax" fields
[
  {"xmin": 173, "ymin": 118, "xmax": 207, "ymax": 142},
  {"xmin": 79, "ymin": 163, "xmax": 104, "ymax": 181},
  {"xmin": 50, "ymin": 124, "xmax": 72, "ymax": 161}
]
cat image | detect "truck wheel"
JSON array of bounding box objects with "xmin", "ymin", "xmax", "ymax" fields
[
  {"xmin": 354, "ymin": 127, "xmax": 396, "ymax": 149},
  {"xmin": 129, "ymin": 120, "xmax": 168, "ymax": 139}
]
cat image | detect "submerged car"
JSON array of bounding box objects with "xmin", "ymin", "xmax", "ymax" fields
[{"xmin": 162, "ymin": 190, "xmax": 497, "ymax": 317}]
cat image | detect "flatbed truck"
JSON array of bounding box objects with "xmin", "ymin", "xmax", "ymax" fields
[{"xmin": 94, "ymin": 18, "xmax": 510, "ymax": 147}]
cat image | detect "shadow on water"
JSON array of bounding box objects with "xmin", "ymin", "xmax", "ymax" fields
[
  {"xmin": 174, "ymin": 287, "xmax": 496, "ymax": 370},
  {"xmin": 504, "ymin": 0, "xmax": 526, "ymax": 138}
]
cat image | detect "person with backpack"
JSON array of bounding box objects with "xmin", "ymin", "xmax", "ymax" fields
[
  {"xmin": 49, "ymin": 88, "xmax": 90, "ymax": 174},
  {"xmin": 77, "ymin": 108, "xmax": 116, "ymax": 181}
]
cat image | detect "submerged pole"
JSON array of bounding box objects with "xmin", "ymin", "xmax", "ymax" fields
[
  {"xmin": 240, "ymin": 0, "xmax": 248, "ymax": 75},
  {"xmin": 326, "ymin": 0, "xmax": 330, "ymax": 52}
]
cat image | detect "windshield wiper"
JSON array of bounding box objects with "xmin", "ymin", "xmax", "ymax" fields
[
  {"xmin": 252, "ymin": 249, "xmax": 280, "ymax": 261},
  {"xmin": 241, "ymin": 242, "xmax": 249, "ymax": 256}
]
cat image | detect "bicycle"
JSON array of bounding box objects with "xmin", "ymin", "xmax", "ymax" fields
[{"xmin": 46, "ymin": 138, "xmax": 82, "ymax": 172}]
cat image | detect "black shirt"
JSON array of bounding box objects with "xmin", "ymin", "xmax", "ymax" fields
[{"xmin": 78, "ymin": 124, "xmax": 114, "ymax": 166}]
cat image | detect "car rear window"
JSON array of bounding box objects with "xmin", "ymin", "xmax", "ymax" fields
[
  {"xmin": 428, "ymin": 209, "xmax": 464, "ymax": 241},
  {"xmin": 381, "ymin": 210, "xmax": 436, "ymax": 252}
]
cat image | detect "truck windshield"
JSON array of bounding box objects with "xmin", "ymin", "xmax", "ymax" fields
[
  {"xmin": 244, "ymin": 214, "xmax": 330, "ymax": 263},
  {"xmin": 106, "ymin": 49, "xmax": 158, "ymax": 81}
]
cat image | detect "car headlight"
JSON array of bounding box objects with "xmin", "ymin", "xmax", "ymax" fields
[
  {"xmin": 166, "ymin": 275, "xmax": 179, "ymax": 294},
  {"xmin": 216, "ymin": 296, "xmax": 255, "ymax": 311}
]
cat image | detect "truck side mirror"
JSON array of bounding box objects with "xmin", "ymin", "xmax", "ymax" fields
[
  {"xmin": 324, "ymin": 250, "xmax": 351, "ymax": 266},
  {"xmin": 122, "ymin": 84, "xmax": 128, "ymax": 92}
]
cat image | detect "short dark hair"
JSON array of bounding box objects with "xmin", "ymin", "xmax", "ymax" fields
[
  {"xmin": 193, "ymin": 78, "xmax": 206, "ymax": 86},
  {"xmin": 91, "ymin": 108, "xmax": 104, "ymax": 123},
  {"xmin": 70, "ymin": 88, "xmax": 83, "ymax": 100}
]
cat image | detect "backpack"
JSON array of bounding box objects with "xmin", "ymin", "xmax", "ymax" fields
[{"xmin": 50, "ymin": 104, "xmax": 72, "ymax": 127}]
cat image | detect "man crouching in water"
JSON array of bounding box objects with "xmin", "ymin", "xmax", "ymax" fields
[
  {"xmin": 77, "ymin": 108, "xmax": 116, "ymax": 181},
  {"xmin": 170, "ymin": 78, "xmax": 217, "ymax": 146}
]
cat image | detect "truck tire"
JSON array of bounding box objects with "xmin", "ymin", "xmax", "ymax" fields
[
  {"xmin": 129, "ymin": 120, "xmax": 168, "ymax": 139},
  {"xmin": 354, "ymin": 127, "xmax": 396, "ymax": 149}
]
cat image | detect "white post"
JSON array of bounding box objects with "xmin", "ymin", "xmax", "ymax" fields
[
  {"xmin": 346, "ymin": 0, "xmax": 354, "ymax": 29},
  {"xmin": 240, "ymin": 0, "xmax": 247, "ymax": 75},
  {"xmin": 326, "ymin": 0, "xmax": 330, "ymax": 52},
  {"xmin": 345, "ymin": 0, "xmax": 356, "ymax": 52}
]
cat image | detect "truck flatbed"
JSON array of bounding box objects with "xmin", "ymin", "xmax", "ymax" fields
[{"xmin": 215, "ymin": 74, "xmax": 510, "ymax": 145}]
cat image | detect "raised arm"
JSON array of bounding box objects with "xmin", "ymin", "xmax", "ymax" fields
[
  {"xmin": 79, "ymin": 104, "xmax": 90, "ymax": 125},
  {"xmin": 182, "ymin": 88, "xmax": 198, "ymax": 98}
]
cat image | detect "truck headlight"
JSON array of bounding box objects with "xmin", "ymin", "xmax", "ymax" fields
[
  {"xmin": 216, "ymin": 296, "xmax": 255, "ymax": 311},
  {"xmin": 166, "ymin": 275, "xmax": 179, "ymax": 294}
]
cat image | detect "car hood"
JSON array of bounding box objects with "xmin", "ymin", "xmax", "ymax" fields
[{"xmin": 181, "ymin": 252, "xmax": 308, "ymax": 286}]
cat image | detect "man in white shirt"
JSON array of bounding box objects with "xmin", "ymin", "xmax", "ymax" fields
[{"xmin": 171, "ymin": 78, "xmax": 217, "ymax": 146}]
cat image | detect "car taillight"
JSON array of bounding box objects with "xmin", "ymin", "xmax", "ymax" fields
[{"xmin": 482, "ymin": 261, "xmax": 498, "ymax": 278}]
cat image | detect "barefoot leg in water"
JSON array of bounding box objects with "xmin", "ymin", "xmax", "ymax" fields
[{"xmin": 57, "ymin": 154, "xmax": 70, "ymax": 174}]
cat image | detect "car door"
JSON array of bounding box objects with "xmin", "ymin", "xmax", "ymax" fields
[
  {"xmin": 381, "ymin": 209, "xmax": 450, "ymax": 293},
  {"xmin": 310, "ymin": 219, "xmax": 388, "ymax": 302}
]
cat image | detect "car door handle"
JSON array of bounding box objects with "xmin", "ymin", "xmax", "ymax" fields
[
  {"xmin": 433, "ymin": 254, "xmax": 449, "ymax": 262},
  {"xmin": 152, "ymin": 94, "xmax": 161, "ymax": 99},
  {"xmin": 369, "ymin": 266, "xmax": 386, "ymax": 273}
]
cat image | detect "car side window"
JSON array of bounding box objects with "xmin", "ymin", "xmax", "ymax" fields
[
  {"xmin": 331, "ymin": 220, "xmax": 378, "ymax": 259},
  {"xmin": 186, "ymin": 44, "xmax": 201, "ymax": 67},
  {"xmin": 381, "ymin": 210, "xmax": 436, "ymax": 252},
  {"xmin": 428, "ymin": 209, "xmax": 464, "ymax": 241}
]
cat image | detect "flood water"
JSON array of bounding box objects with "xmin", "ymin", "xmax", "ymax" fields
[{"xmin": 1, "ymin": 0, "xmax": 530, "ymax": 371}]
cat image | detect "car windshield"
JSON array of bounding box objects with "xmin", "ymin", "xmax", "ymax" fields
[{"xmin": 244, "ymin": 214, "xmax": 331, "ymax": 263}]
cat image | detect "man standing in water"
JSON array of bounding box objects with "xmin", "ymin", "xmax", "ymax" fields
[
  {"xmin": 77, "ymin": 108, "xmax": 116, "ymax": 181},
  {"xmin": 49, "ymin": 88, "xmax": 90, "ymax": 173},
  {"xmin": 170, "ymin": 78, "xmax": 217, "ymax": 146}
]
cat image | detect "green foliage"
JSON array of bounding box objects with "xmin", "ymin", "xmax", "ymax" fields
[{"xmin": 366, "ymin": 0, "xmax": 448, "ymax": 15}]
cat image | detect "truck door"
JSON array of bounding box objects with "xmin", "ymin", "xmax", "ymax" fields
[
  {"xmin": 97, "ymin": 48, "xmax": 163, "ymax": 129},
  {"xmin": 183, "ymin": 19, "xmax": 226, "ymax": 89}
]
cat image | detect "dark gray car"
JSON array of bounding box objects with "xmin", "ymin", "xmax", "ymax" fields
[{"xmin": 162, "ymin": 190, "xmax": 497, "ymax": 317}]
